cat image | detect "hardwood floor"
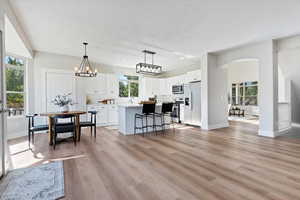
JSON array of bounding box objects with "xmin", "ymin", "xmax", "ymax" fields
[{"xmin": 8, "ymin": 121, "xmax": 300, "ymax": 200}]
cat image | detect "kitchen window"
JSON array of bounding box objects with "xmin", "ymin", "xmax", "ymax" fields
[
  {"xmin": 231, "ymin": 81, "xmax": 258, "ymax": 106},
  {"xmin": 5, "ymin": 55, "xmax": 26, "ymax": 117},
  {"xmin": 119, "ymin": 75, "xmax": 139, "ymax": 97}
]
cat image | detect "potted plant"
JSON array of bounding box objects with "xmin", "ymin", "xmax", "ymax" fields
[{"xmin": 52, "ymin": 93, "xmax": 74, "ymax": 113}]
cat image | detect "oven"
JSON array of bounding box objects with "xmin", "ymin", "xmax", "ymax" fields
[{"xmin": 172, "ymin": 85, "xmax": 184, "ymax": 94}]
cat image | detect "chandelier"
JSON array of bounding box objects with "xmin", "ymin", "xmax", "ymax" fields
[
  {"xmin": 75, "ymin": 42, "xmax": 97, "ymax": 77},
  {"xmin": 136, "ymin": 50, "xmax": 162, "ymax": 75}
]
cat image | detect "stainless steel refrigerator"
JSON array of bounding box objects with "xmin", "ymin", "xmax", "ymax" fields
[{"xmin": 184, "ymin": 81, "xmax": 201, "ymax": 126}]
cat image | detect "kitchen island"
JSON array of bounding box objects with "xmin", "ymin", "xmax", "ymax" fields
[{"xmin": 118, "ymin": 104, "xmax": 170, "ymax": 135}]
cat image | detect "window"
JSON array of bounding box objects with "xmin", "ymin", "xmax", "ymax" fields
[
  {"xmin": 230, "ymin": 81, "xmax": 258, "ymax": 106},
  {"xmin": 119, "ymin": 75, "xmax": 139, "ymax": 97},
  {"xmin": 231, "ymin": 84, "xmax": 237, "ymax": 105},
  {"xmin": 244, "ymin": 81, "xmax": 258, "ymax": 105},
  {"xmin": 5, "ymin": 55, "xmax": 25, "ymax": 117}
]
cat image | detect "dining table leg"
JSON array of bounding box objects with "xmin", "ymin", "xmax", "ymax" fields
[
  {"xmin": 48, "ymin": 117, "xmax": 53, "ymax": 145},
  {"xmin": 75, "ymin": 115, "xmax": 80, "ymax": 141}
]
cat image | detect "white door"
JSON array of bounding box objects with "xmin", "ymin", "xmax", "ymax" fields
[
  {"xmin": 46, "ymin": 72, "xmax": 76, "ymax": 112},
  {"xmin": 0, "ymin": 30, "xmax": 6, "ymax": 178}
]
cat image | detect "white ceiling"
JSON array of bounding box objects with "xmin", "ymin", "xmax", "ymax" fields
[{"xmin": 9, "ymin": 0, "xmax": 300, "ymax": 71}]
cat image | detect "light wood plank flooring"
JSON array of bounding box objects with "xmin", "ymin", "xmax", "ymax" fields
[{"xmin": 8, "ymin": 121, "xmax": 300, "ymax": 200}]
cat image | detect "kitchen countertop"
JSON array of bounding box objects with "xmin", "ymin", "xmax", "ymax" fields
[
  {"xmin": 87, "ymin": 103, "xmax": 117, "ymax": 106},
  {"xmin": 118, "ymin": 104, "xmax": 163, "ymax": 108}
]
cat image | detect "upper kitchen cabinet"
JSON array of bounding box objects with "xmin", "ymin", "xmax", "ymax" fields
[
  {"xmin": 85, "ymin": 73, "xmax": 107, "ymax": 94},
  {"xmin": 106, "ymin": 73, "xmax": 118, "ymax": 98},
  {"xmin": 185, "ymin": 69, "xmax": 201, "ymax": 83}
]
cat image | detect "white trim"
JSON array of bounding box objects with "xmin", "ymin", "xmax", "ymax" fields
[
  {"xmin": 202, "ymin": 122, "xmax": 229, "ymax": 130},
  {"xmin": 258, "ymin": 130, "xmax": 276, "ymax": 138},
  {"xmin": 258, "ymin": 126, "xmax": 292, "ymax": 138},
  {"xmin": 7, "ymin": 131, "xmax": 26, "ymax": 140},
  {"xmin": 292, "ymin": 123, "xmax": 300, "ymax": 128},
  {"xmin": 276, "ymin": 126, "xmax": 292, "ymax": 137}
]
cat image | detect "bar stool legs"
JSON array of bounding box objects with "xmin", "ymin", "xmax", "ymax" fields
[{"xmin": 134, "ymin": 114, "xmax": 157, "ymax": 136}]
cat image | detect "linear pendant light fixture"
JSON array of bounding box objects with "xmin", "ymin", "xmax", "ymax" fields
[
  {"xmin": 75, "ymin": 42, "xmax": 97, "ymax": 77},
  {"xmin": 136, "ymin": 50, "xmax": 162, "ymax": 75}
]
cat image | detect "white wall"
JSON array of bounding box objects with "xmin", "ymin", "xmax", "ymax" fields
[
  {"xmin": 0, "ymin": 0, "xmax": 34, "ymax": 139},
  {"xmin": 204, "ymin": 40, "xmax": 280, "ymax": 137},
  {"xmin": 201, "ymin": 53, "xmax": 229, "ymax": 130},
  {"xmin": 227, "ymin": 60, "xmax": 259, "ymax": 85},
  {"xmin": 277, "ymin": 35, "xmax": 300, "ymax": 125}
]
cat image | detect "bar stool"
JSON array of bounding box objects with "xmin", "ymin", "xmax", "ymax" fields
[
  {"xmin": 134, "ymin": 103, "xmax": 157, "ymax": 136},
  {"xmin": 155, "ymin": 102, "xmax": 175, "ymax": 133}
]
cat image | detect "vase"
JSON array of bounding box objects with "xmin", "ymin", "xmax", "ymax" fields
[{"xmin": 60, "ymin": 105, "xmax": 69, "ymax": 113}]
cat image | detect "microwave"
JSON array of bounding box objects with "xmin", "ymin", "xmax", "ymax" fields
[{"xmin": 172, "ymin": 85, "xmax": 184, "ymax": 94}]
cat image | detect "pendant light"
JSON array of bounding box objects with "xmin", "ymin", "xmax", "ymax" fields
[
  {"xmin": 136, "ymin": 50, "xmax": 162, "ymax": 75},
  {"xmin": 75, "ymin": 42, "xmax": 97, "ymax": 77}
]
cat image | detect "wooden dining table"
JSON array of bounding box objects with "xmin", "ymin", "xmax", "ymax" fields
[{"xmin": 40, "ymin": 111, "xmax": 86, "ymax": 145}]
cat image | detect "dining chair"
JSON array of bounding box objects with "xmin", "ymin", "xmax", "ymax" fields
[
  {"xmin": 78, "ymin": 111, "xmax": 97, "ymax": 141},
  {"xmin": 26, "ymin": 114, "xmax": 49, "ymax": 148},
  {"xmin": 51, "ymin": 114, "xmax": 76, "ymax": 150}
]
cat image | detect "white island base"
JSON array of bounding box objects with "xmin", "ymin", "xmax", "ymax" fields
[{"xmin": 118, "ymin": 104, "xmax": 171, "ymax": 135}]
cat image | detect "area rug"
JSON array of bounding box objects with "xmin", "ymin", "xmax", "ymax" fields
[{"xmin": 0, "ymin": 161, "xmax": 64, "ymax": 200}]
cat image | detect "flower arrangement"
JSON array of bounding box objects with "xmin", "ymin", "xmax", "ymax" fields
[{"xmin": 52, "ymin": 93, "xmax": 74, "ymax": 107}]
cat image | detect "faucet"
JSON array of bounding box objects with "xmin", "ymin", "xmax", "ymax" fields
[{"xmin": 129, "ymin": 98, "xmax": 134, "ymax": 104}]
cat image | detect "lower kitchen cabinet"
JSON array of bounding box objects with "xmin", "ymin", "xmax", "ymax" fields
[
  {"xmin": 108, "ymin": 105, "xmax": 118, "ymax": 125},
  {"xmin": 87, "ymin": 104, "xmax": 118, "ymax": 126}
]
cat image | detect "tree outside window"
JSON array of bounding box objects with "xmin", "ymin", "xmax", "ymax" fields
[
  {"xmin": 119, "ymin": 75, "xmax": 139, "ymax": 97},
  {"xmin": 5, "ymin": 55, "xmax": 25, "ymax": 117}
]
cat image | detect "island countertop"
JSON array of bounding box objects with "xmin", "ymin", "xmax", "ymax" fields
[{"xmin": 118, "ymin": 104, "xmax": 163, "ymax": 108}]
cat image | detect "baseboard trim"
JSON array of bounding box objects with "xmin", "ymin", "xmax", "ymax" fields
[
  {"xmin": 276, "ymin": 126, "xmax": 292, "ymax": 137},
  {"xmin": 259, "ymin": 126, "xmax": 292, "ymax": 138},
  {"xmin": 7, "ymin": 131, "xmax": 27, "ymax": 140},
  {"xmin": 258, "ymin": 130, "xmax": 276, "ymax": 138},
  {"xmin": 292, "ymin": 123, "xmax": 300, "ymax": 128},
  {"xmin": 202, "ymin": 122, "xmax": 229, "ymax": 130}
]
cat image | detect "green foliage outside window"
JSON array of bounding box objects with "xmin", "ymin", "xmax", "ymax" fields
[
  {"xmin": 5, "ymin": 56, "xmax": 25, "ymax": 111},
  {"xmin": 119, "ymin": 75, "xmax": 139, "ymax": 97},
  {"xmin": 119, "ymin": 81, "xmax": 129, "ymax": 97},
  {"xmin": 130, "ymin": 82, "xmax": 139, "ymax": 97}
]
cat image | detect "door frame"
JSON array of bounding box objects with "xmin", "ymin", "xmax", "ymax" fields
[{"xmin": 0, "ymin": 30, "xmax": 6, "ymax": 178}]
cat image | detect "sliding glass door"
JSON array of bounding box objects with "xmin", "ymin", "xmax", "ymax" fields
[{"xmin": 0, "ymin": 30, "xmax": 6, "ymax": 178}]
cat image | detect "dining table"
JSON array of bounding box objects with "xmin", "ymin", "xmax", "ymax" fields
[{"xmin": 40, "ymin": 111, "xmax": 86, "ymax": 145}]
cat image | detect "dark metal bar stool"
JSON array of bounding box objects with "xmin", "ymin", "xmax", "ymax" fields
[
  {"xmin": 134, "ymin": 103, "xmax": 157, "ymax": 136},
  {"xmin": 26, "ymin": 114, "xmax": 49, "ymax": 148},
  {"xmin": 155, "ymin": 102, "xmax": 175, "ymax": 133},
  {"xmin": 79, "ymin": 111, "xmax": 97, "ymax": 141}
]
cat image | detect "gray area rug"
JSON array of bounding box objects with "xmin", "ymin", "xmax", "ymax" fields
[{"xmin": 0, "ymin": 161, "xmax": 64, "ymax": 200}]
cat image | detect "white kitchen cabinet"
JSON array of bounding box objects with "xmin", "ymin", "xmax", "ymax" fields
[
  {"xmin": 151, "ymin": 78, "xmax": 160, "ymax": 96},
  {"xmin": 159, "ymin": 79, "xmax": 167, "ymax": 95},
  {"xmin": 85, "ymin": 73, "xmax": 107, "ymax": 94},
  {"xmin": 108, "ymin": 105, "xmax": 118, "ymax": 125},
  {"xmin": 106, "ymin": 74, "xmax": 118, "ymax": 98},
  {"xmin": 96, "ymin": 105, "xmax": 108, "ymax": 125},
  {"xmin": 87, "ymin": 104, "xmax": 108, "ymax": 126},
  {"xmin": 164, "ymin": 77, "xmax": 173, "ymax": 95},
  {"xmin": 87, "ymin": 104, "xmax": 119, "ymax": 126},
  {"xmin": 186, "ymin": 69, "xmax": 201, "ymax": 83}
]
